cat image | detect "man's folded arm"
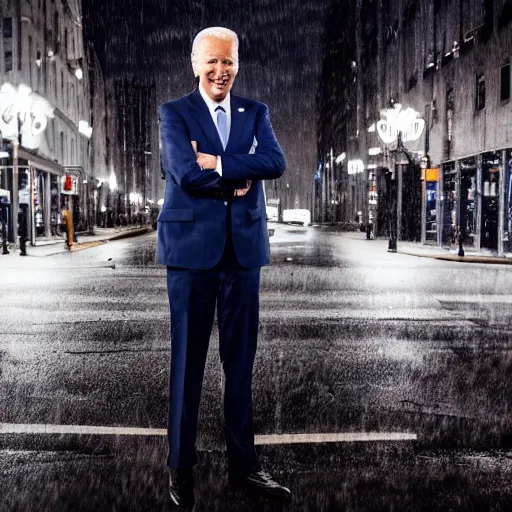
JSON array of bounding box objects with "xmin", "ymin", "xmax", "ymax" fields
[
  {"xmin": 220, "ymin": 105, "xmax": 286, "ymax": 182},
  {"xmin": 159, "ymin": 103, "xmax": 245, "ymax": 196}
]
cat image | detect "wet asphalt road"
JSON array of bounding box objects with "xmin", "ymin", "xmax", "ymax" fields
[{"xmin": 1, "ymin": 225, "xmax": 512, "ymax": 511}]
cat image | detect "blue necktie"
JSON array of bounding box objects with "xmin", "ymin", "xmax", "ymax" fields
[{"xmin": 215, "ymin": 105, "xmax": 228, "ymax": 150}]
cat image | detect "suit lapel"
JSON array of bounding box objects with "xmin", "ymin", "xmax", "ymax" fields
[
  {"xmin": 226, "ymin": 95, "xmax": 248, "ymax": 153},
  {"xmin": 187, "ymin": 89, "xmax": 224, "ymax": 154}
]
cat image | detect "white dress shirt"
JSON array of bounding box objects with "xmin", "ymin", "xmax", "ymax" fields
[{"xmin": 198, "ymin": 83, "xmax": 231, "ymax": 176}]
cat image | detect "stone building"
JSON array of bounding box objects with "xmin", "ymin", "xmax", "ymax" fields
[
  {"xmin": 320, "ymin": 0, "xmax": 512, "ymax": 255},
  {"xmin": 0, "ymin": 0, "xmax": 99, "ymax": 244}
]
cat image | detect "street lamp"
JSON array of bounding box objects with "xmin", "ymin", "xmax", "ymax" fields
[{"xmin": 376, "ymin": 103, "xmax": 425, "ymax": 252}]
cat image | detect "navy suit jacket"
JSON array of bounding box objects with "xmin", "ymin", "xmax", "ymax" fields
[{"xmin": 157, "ymin": 88, "xmax": 285, "ymax": 269}]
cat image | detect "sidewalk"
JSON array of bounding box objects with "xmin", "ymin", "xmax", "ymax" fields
[
  {"xmin": 397, "ymin": 239, "xmax": 512, "ymax": 265},
  {"xmin": 311, "ymin": 223, "xmax": 512, "ymax": 265},
  {"xmin": 0, "ymin": 225, "xmax": 153, "ymax": 259}
]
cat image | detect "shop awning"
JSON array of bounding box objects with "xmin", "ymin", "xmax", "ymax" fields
[{"xmin": 17, "ymin": 147, "xmax": 64, "ymax": 175}]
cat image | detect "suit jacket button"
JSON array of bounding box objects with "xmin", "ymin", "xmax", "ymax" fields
[{"xmin": 224, "ymin": 201, "xmax": 228, "ymax": 206}]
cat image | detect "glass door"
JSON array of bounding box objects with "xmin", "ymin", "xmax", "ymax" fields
[
  {"xmin": 425, "ymin": 181, "xmax": 438, "ymax": 244},
  {"xmin": 460, "ymin": 157, "xmax": 477, "ymax": 248},
  {"xmin": 442, "ymin": 162, "xmax": 456, "ymax": 247},
  {"xmin": 481, "ymin": 152, "xmax": 500, "ymax": 250}
]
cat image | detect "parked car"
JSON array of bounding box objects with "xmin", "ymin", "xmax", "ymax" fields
[{"xmin": 282, "ymin": 209, "xmax": 311, "ymax": 226}]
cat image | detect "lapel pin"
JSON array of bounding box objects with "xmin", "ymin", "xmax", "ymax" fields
[{"xmin": 238, "ymin": 107, "xmax": 245, "ymax": 112}]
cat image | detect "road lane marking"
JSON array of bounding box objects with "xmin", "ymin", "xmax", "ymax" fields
[
  {"xmin": 0, "ymin": 424, "xmax": 163, "ymax": 436},
  {"xmin": 0, "ymin": 424, "xmax": 416, "ymax": 443},
  {"xmin": 256, "ymin": 432, "xmax": 417, "ymax": 444}
]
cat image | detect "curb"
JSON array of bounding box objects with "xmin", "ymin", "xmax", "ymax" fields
[
  {"xmin": 107, "ymin": 226, "xmax": 152, "ymax": 241},
  {"xmin": 332, "ymin": 232, "xmax": 512, "ymax": 266},
  {"xmin": 0, "ymin": 227, "xmax": 153, "ymax": 259},
  {"xmin": 69, "ymin": 240, "xmax": 107, "ymax": 252},
  {"xmin": 65, "ymin": 227, "xmax": 152, "ymax": 254},
  {"xmin": 398, "ymin": 248, "xmax": 512, "ymax": 265}
]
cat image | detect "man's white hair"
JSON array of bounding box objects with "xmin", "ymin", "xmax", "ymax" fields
[{"xmin": 191, "ymin": 27, "xmax": 239, "ymax": 77}]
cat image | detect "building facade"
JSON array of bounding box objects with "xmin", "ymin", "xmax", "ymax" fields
[
  {"xmin": 320, "ymin": 0, "xmax": 512, "ymax": 255},
  {"xmin": 0, "ymin": 0, "xmax": 100, "ymax": 245},
  {"xmin": 105, "ymin": 78, "xmax": 159, "ymax": 228}
]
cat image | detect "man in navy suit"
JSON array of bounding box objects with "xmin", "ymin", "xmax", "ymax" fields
[{"xmin": 158, "ymin": 27, "xmax": 289, "ymax": 507}]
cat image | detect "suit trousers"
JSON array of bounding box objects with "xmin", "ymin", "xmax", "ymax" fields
[{"xmin": 166, "ymin": 210, "xmax": 261, "ymax": 475}]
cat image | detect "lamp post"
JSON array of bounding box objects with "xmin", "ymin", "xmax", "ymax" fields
[
  {"xmin": 376, "ymin": 103, "xmax": 425, "ymax": 253},
  {"xmin": 144, "ymin": 151, "xmax": 151, "ymax": 210},
  {"xmin": 387, "ymin": 130, "xmax": 415, "ymax": 252},
  {"xmin": 11, "ymin": 128, "xmax": 19, "ymax": 245}
]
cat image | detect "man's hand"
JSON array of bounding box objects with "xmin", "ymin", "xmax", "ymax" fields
[
  {"xmin": 196, "ymin": 150, "xmax": 250, "ymax": 197},
  {"xmin": 234, "ymin": 180, "xmax": 251, "ymax": 197},
  {"xmin": 196, "ymin": 152, "xmax": 217, "ymax": 170}
]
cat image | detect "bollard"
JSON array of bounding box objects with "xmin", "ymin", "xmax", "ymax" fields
[
  {"xmin": 19, "ymin": 203, "xmax": 28, "ymax": 256},
  {"xmin": 457, "ymin": 230, "xmax": 465, "ymax": 257},
  {"xmin": 1, "ymin": 206, "xmax": 9, "ymax": 254}
]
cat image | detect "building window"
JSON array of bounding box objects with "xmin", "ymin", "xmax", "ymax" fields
[
  {"xmin": 476, "ymin": 74, "xmax": 486, "ymax": 111},
  {"xmin": 61, "ymin": 70, "xmax": 64, "ymax": 104},
  {"xmin": 28, "ymin": 36, "xmax": 33, "ymax": 86},
  {"xmin": 4, "ymin": 52, "xmax": 13, "ymax": 72},
  {"xmin": 35, "ymin": 50, "xmax": 41, "ymax": 91},
  {"xmin": 446, "ymin": 88, "xmax": 454, "ymax": 142},
  {"xmin": 54, "ymin": 12, "xmax": 60, "ymax": 53},
  {"xmin": 70, "ymin": 83, "xmax": 75, "ymax": 113},
  {"xmin": 53, "ymin": 61, "xmax": 57, "ymax": 101},
  {"xmin": 500, "ymin": 63, "xmax": 511, "ymax": 102},
  {"xmin": 3, "ymin": 18, "xmax": 13, "ymax": 38}
]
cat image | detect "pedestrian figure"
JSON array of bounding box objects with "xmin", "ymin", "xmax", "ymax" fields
[
  {"xmin": 115, "ymin": 215, "xmax": 121, "ymax": 232},
  {"xmin": 158, "ymin": 26, "xmax": 289, "ymax": 508}
]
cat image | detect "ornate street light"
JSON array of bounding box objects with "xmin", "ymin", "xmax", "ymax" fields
[{"xmin": 376, "ymin": 103, "xmax": 425, "ymax": 252}]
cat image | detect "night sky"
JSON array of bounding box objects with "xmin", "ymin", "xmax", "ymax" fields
[{"xmin": 82, "ymin": 0, "xmax": 332, "ymax": 210}]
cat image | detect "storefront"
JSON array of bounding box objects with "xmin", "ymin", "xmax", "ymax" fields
[
  {"xmin": 440, "ymin": 162, "xmax": 457, "ymax": 247},
  {"xmin": 435, "ymin": 150, "xmax": 512, "ymax": 256},
  {"xmin": 421, "ymin": 167, "xmax": 439, "ymax": 246},
  {"xmin": 18, "ymin": 149, "xmax": 65, "ymax": 243}
]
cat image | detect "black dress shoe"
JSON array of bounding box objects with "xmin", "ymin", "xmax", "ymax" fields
[
  {"xmin": 230, "ymin": 469, "xmax": 291, "ymax": 501},
  {"xmin": 169, "ymin": 468, "xmax": 195, "ymax": 508}
]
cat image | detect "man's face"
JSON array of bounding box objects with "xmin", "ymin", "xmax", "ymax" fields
[{"xmin": 196, "ymin": 36, "xmax": 236, "ymax": 102}]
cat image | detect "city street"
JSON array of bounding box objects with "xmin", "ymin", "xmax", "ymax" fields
[{"xmin": 1, "ymin": 225, "xmax": 512, "ymax": 511}]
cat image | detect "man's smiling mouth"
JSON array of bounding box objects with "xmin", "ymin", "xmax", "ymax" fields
[{"xmin": 209, "ymin": 78, "xmax": 228, "ymax": 87}]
